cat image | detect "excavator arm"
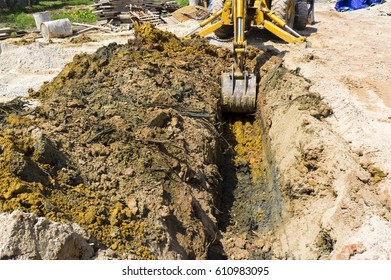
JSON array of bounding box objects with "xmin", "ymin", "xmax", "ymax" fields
[
  {"xmin": 221, "ymin": 0, "xmax": 257, "ymax": 113},
  {"xmin": 187, "ymin": 0, "xmax": 306, "ymax": 113}
]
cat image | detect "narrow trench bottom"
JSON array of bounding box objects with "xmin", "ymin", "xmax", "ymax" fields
[{"xmin": 211, "ymin": 115, "xmax": 282, "ymax": 259}]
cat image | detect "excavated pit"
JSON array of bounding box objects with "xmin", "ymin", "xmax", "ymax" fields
[{"xmin": 0, "ymin": 24, "xmax": 334, "ymax": 259}]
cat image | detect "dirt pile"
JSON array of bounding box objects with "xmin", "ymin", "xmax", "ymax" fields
[
  {"xmin": 0, "ymin": 23, "xmax": 266, "ymax": 259},
  {"xmin": 70, "ymin": 34, "xmax": 97, "ymax": 44}
]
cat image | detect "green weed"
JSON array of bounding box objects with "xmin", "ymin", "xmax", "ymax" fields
[
  {"xmin": 0, "ymin": 0, "xmax": 94, "ymax": 28},
  {"xmin": 175, "ymin": 0, "xmax": 190, "ymax": 6},
  {"xmin": 1, "ymin": 13, "xmax": 35, "ymax": 28},
  {"xmin": 52, "ymin": 9, "xmax": 95, "ymax": 23}
]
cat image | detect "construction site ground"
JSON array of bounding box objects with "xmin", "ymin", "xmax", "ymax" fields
[{"xmin": 0, "ymin": 2, "xmax": 391, "ymax": 260}]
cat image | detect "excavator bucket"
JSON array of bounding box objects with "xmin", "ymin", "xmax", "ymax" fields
[{"xmin": 221, "ymin": 72, "xmax": 257, "ymax": 113}]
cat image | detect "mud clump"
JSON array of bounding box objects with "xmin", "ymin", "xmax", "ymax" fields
[
  {"xmin": 0, "ymin": 24, "xmax": 269, "ymax": 259},
  {"xmin": 230, "ymin": 119, "xmax": 264, "ymax": 183},
  {"xmin": 69, "ymin": 34, "xmax": 97, "ymax": 44}
]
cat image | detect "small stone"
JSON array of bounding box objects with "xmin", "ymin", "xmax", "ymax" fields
[
  {"xmin": 262, "ymin": 241, "xmax": 271, "ymax": 253},
  {"xmin": 111, "ymin": 242, "xmax": 119, "ymax": 250},
  {"xmin": 126, "ymin": 198, "xmax": 138, "ymax": 216},
  {"xmin": 302, "ymin": 118, "xmax": 310, "ymax": 126},
  {"xmin": 254, "ymin": 239, "xmax": 265, "ymax": 248},
  {"xmin": 84, "ymin": 208, "xmax": 97, "ymax": 225},
  {"xmin": 148, "ymin": 109, "xmax": 170, "ymax": 128},
  {"xmin": 336, "ymin": 243, "xmax": 366, "ymax": 260},
  {"xmin": 67, "ymin": 98, "xmax": 85, "ymax": 108},
  {"xmin": 234, "ymin": 237, "xmax": 246, "ymax": 249},
  {"xmin": 124, "ymin": 167, "xmax": 135, "ymax": 176},
  {"xmin": 108, "ymin": 115, "xmax": 126, "ymax": 131},
  {"xmin": 308, "ymin": 179, "xmax": 317, "ymax": 186}
]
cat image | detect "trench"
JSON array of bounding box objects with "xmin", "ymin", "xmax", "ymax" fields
[{"xmin": 208, "ymin": 113, "xmax": 282, "ymax": 259}]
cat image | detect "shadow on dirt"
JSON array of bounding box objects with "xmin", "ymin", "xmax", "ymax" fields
[
  {"xmin": 246, "ymin": 25, "xmax": 317, "ymax": 50},
  {"xmin": 299, "ymin": 26, "xmax": 318, "ymax": 37},
  {"xmin": 217, "ymin": 115, "xmax": 241, "ymax": 233}
]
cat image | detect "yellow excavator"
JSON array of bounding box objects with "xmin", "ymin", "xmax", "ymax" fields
[{"xmin": 187, "ymin": 0, "xmax": 308, "ymax": 113}]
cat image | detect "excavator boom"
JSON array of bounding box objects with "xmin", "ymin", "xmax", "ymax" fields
[
  {"xmin": 221, "ymin": 0, "xmax": 257, "ymax": 113},
  {"xmin": 188, "ymin": 0, "xmax": 307, "ymax": 114}
]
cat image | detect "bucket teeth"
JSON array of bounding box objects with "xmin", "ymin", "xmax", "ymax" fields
[{"xmin": 221, "ymin": 72, "xmax": 257, "ymax": 113}]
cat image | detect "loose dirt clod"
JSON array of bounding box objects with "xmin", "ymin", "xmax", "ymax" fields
[{"xmin": 70, "ymin": 34, "xmax": 97, "ymax": 44}]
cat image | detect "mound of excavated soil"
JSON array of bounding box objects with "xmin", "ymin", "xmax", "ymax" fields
[{"xmin": 0, "ymin": 23, "xmax": 265, "ymax": 260}]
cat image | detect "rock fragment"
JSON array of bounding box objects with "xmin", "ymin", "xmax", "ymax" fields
[{"xmin": 0, "ymin": 210, "xmax": 94, "ymax": 260}]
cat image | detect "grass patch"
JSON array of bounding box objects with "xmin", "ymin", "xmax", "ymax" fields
[
  {"xmin": 1, "ymin": 13, "xmax": 36, "ymax": 28},
  {"xmin": 175, "ymin": 0, "xmax": 189, "ymax": 6},
  {"xmin": 52, "ymin": 8, "xmax": 95, "ymax": 23},
  {"xmin": 0, "ymin": 0, "xmax": 94, "ymax": 28}
]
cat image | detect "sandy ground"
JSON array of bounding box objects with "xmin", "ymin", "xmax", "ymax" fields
[
  {"xmin": 273, "ymin": 2, "xmax": 391, "ymax": 184},
  {"xmin": 0, "ymin": 31, "xmax": 134, "ymax": 103},
  {"xmin": 256, "ymin": 2, "xmax": 391, "ymax": 259}
]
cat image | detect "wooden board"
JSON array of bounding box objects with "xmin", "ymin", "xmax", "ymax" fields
[
  {"xmin": 161, "ymin": 16, "xmax": 180, "ymax": 25},
  {"xmin": 0, "ymin": 28, "xmax": 17, "ymax": 33}
]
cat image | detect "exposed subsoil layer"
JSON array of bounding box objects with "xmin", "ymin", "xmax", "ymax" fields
[
  {"xmin": 218, "ymin": 117, "xmax": 275, "ymax": 259},
  {"xmin": 0, "ymin": 22, "xmax": 341, "ymax": 260}
]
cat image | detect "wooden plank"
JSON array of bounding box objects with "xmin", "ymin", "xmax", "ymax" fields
[
  {"xmin": 92, "ymin": 0, "xmax": 179, "ymax": 26},
  {"xmin": 72, "ymin": 23, "xmax": 112, "ymax": 31},
  {"xmin": 75, "ymin": 26, "xmax": 97, "ymax": 35},
  {"xmin": 0, "ymin": 28, "xmax": 16, "ymax": 33},
  {"xmin": 118, "ymin": 14, "xmax": 131, "ymax": 20},
  {"xmin": 96, "ymin": 19, "xmax": 108, "ymax": 25},
  {"xmin": 101, "ymin": 11, "xmax": 121, "ymax": 15},
  {"xmin": 161, "ymin": 16, "xmax": 179, "ymax": 25}
]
